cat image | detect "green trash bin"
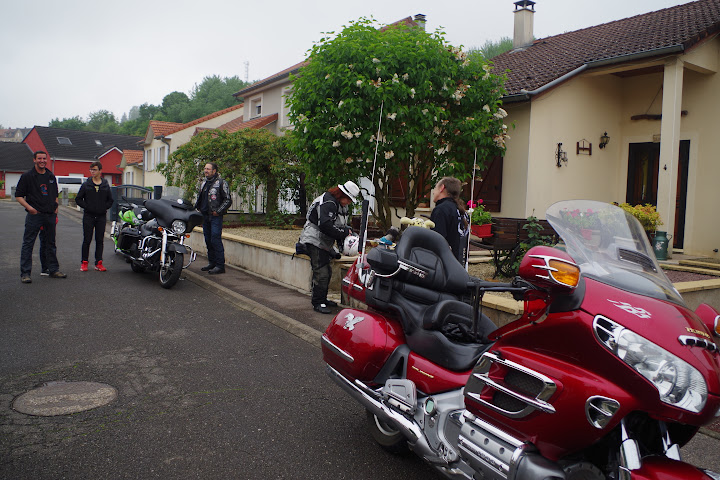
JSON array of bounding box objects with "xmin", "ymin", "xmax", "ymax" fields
[{"xmin": 653, "ymin": 231, "xmax": 671, "ymax": 260}]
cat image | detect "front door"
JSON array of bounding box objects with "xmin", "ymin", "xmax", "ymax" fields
[{"xmin": 626, "ymin": 141, "xmax": 689, "ymax": 248}]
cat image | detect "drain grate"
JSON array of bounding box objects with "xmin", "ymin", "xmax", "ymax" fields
[{"xmin": 12, "ymin": 381, "xmax": 117, "ymax": 416}]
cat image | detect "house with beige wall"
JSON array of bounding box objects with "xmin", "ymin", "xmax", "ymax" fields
[
  {"xmin": 134, "ymin": 103, "xmax": 245, "ymax": 189},
  {"xmin": 492, "ymin": 0, "xmax": 720, "ymax": 258}
]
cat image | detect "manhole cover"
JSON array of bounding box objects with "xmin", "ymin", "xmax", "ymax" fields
[{"xmin": 13, "ymin": 381, "xmax": 117, "ymax": 416}]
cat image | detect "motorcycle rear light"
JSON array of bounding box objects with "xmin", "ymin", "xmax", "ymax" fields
[
  {"xmin": 715, "ymin": 315, "xmax": 720, "ymax": 337},
  {"xmin": 548, "ymin": 259, "xmax": 580, "ymax": 287}
]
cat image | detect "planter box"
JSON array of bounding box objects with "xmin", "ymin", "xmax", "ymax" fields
[{"xmin": 471, "ymin": 223, "xmax": 492, "ymax": 238}]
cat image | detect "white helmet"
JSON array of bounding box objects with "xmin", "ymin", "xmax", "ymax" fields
[{"xmin": 343, "ymin": 234, "xmax": 360, "ymax": 256}]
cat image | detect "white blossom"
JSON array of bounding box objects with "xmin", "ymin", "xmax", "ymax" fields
[
  {"xmin": 372, "ymin": 58, "xmax": 381, "ymax": 63},
  {"xmin": 338, "ymin": 100, "xmax": 344, "ymax": 108},
  {"xmin": 332, "ymin": 140, "xmax": 341, "ymax": 147},
  {"xmin": 497, "ymin": 107, "xmax": 508, "ymax": 118},
  {"xmin": 356, "ymin": 80, "xmax": 363, "ymax": 87},
  {"xmin": 341, "ymin": 131, "xmax": 354, "ymax": 139},
  {"xmin": 354, "ymin": 132, "xmax": 361, "ymax": 137},
  {"xmin": 482, "ymin": 105, "xmax": 491, "ymax": 113},
  {"xmin": 387, "ymin": 113, "xmax": 397, "ymax": 121},
  {"xmin": 433, "ymin": 126, "xmax": 441, "ymax": 135},
  {"xmin": 402, "ymin": 73, "xmax": 409, "ymax": 80},
  {"xmin": 384, "ymin": 150, "xmax": 395, "ymax": 159},
  {"xmin": 410, "ymin": 88, "xmax": 415, "ymax": 98},
  {"xmin": 392, "ymin": 73, "xmax": 399, "ymax": 84},
  {"xmin": 422, "ymin": 108, "xmax": 428, "ymax": 115}
]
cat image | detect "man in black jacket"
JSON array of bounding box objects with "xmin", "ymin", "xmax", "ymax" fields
[
  {"xmin": 194, "ymin": 162, "xmax": 231, "ymax": 275},
  {"xmin": 75, "ymin": 162, "xmax": 114, "ymax": 272},
  {"xmin": 15, "ymin": 150, "xmax": 67, "ymax": 283}
]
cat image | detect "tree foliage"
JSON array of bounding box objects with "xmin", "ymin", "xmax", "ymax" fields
[
  {"xmin": 468, "ymin": 37, "xmax": 514, "ymax": 61},
  {"xmin": 286, "ymin": 18, "xmax": 509, "ymax": 230},
  {"xmin": 159, "ymin": 129, "xmax": 301, "ymax": 214},
  {"xmin": 47, "ymin": 76, "xmax": 250, "ymax": 136}
]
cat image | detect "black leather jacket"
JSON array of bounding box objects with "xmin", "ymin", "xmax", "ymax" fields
[{"xmin": 195, "ymin": 175, "xmax": 231, "ymax": 215}]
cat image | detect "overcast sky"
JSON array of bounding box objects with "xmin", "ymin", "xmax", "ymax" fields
[{"xmin": 0, "ymin": 0, "xmax": 695, "ymax": 129}]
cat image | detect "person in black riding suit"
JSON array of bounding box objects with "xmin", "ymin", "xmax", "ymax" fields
[
  {"xmin": 299, "ymin": 181, "xmax": 359, "ymax": 314},
  {"xmin": 195, "ymin": 162, "xmax": 232, "ymax": 275}
]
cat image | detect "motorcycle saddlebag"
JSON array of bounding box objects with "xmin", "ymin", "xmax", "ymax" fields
[
  {"xmin": 117, "ymin": 227, "xmax": 141, "ymax": 251},
  {"xmin": 322, "ymin": 308, "xmax": 405, "ymax": 383}
]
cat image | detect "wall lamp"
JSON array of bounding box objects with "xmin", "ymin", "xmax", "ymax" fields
[
  {"xmin": 599, "ymin": 132, "xmax": 610, "ymax": 149},
  {"xmin": 556, "ymin": 143, "xmax": 568, "ymax": 167}
]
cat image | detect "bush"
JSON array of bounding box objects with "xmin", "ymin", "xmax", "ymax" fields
[{"xmin": 618, "ymin": 203, "xmax": 663, "ymax": 232}]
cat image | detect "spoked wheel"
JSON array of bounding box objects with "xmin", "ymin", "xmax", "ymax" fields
[
  {"xmin": 365, "ymin": 409, "xmax": 408, "ymax": 453},
  {"xmin": 159, "ymin": 252, "xmax": 183, "ymax": 289}
]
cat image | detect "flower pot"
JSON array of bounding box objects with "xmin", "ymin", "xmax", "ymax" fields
[{"xmin": 471, "ymin": 224, "xmax": 492, "ymax": 238}]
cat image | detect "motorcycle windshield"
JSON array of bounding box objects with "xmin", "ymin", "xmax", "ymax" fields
[{"xmin": 546, "ymin": 200, "xmax": 684, "ymax": 306}]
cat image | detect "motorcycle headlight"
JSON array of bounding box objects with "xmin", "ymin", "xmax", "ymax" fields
[
  {"xmin": 171, "ymin": 220, "xmax": 187, "ymax": 234},
  {"xmin": 594, "ymin": 316, "xmax": 707, "ymax": 413}
]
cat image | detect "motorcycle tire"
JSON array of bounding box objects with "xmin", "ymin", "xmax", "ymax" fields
[
  {"xmin": 365, "ymin": 410, "xmax": 408, "ymax": 453},
  {"xmin": 130, "ymin": 262, "xmax": 145, "ymax": 273},
  {"xmin": 159, "ymin": 252, "xmax": 183, "ymax": 289}
]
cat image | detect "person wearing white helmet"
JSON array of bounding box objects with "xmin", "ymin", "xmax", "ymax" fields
[{"xmin": 298, "ymin": 180, "xmax": 359, "ymax": 314}]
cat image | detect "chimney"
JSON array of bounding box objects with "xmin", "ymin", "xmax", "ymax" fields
[
  {"xmin": 414, "ymin": 14, "xmax": 426, "ymax": 31},
  {"xmin": 513, "ymin": 0, "xmax": 535, "ymax": 49}
]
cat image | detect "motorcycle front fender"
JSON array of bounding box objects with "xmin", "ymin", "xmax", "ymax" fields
[
  {"xmin": 167, "ymin": 243, "xmax": 188, "ymax": 254},
  {"xmin": 630, "ymin": 456, "xmax": 718, "ymax": 479}
]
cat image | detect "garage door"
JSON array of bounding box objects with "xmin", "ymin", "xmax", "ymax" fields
[{"xmin": 5, "ymin": 173, "xmax": 21, "ymax": 197}]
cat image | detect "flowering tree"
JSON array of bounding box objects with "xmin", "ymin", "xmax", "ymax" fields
[
  {"xmin": 287, "ymin": 17, "xmax": 509, "ymax": 230},
  {"xmin": 159, "ymin": 129, "xmax": 299, "ymax": 214}
]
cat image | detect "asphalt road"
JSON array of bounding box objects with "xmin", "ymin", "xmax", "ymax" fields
[
  {"xmin": 1, "ymin": 199, "xmax": 718, "ymax": 479},
  {"xmin": 0, "ymin": 200, "xmax": 437, "ymax": 479}
]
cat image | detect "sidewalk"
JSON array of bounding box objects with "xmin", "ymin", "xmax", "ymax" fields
[{"xmin": 56, "ymin": 203, "xmax": 720, "ymax": 445}]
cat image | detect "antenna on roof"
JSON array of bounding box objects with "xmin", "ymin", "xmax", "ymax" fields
[{"xmin": 244, "ymin": 61, "xmax": 249, "ymax": 83}]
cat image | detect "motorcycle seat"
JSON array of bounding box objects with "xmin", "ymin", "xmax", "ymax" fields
[
  {"xmin": 423, "ymin": 299, "xmax": 496, "ymax": 343},
  {"xmin": 140, "ymin": 219, "xmax": 158, "ymax": 236},
  {"xmin": 393, "ymin": 227, "xmax": 471, "ymax": 295}
]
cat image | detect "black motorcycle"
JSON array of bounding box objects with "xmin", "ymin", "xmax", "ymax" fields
[{"xmin": 110, "ymin": 197, "xmax": 203, "ymax": 289}]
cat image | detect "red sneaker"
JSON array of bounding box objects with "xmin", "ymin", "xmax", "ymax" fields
[
  {"xmin": 95, "ymin": 261, "xmax": 107, "ymax": 272},
  {"xmin": 80, "ymin": 261, "xmax": 88, "ymax": 272}
]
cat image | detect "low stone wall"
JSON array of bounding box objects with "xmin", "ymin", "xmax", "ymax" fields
[
  {"xmin": 191, "ymin": 229, "xmax": 720, "ymax": 326},
  {"xmin": 188, "ymin": 228, "xmax": 353, "ymax": 293}
]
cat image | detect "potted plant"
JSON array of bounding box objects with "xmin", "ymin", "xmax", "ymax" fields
[
  {"xmin": 618, "ymin": 203, "xmax": 663, "ymax": 239},
  {"xmin": 467, "ymin": 199, "xmax": 493, "ymax": 238},
  {"xmin": 559, "ymin": 207, "xmax": 601, "ymax": 240},
  {"xmin": 0, "ymin": 179, "xmax": 5, "ymax": 199}
]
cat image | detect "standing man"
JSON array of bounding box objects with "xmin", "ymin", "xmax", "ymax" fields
[
  {"xmin": 75, "ymin": 161, "xmax": 114, "ymax": 272},
  {"xmin": 194, "ymin": 162, "xmax": 231, "ymax": 275},
  {"xmin": 16, "ymin": 150, "xmax": 67, "ymax": 283}
]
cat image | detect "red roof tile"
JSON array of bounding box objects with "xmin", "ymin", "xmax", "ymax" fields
[
  {"xmin": 215, "ymin": 113, "xmax": 278, "ymax": 133},
  {"xmin": 493, "ymin": 0, "xmax": 720, "ymax": 97},
  {"xmin": 149, "ymin": 121, "xmax": 183, "ymax": 137}
]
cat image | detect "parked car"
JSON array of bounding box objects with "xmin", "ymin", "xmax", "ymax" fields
[{"xmin": 55, "ymin": 176, "xmax": 85, "ymax": 194}]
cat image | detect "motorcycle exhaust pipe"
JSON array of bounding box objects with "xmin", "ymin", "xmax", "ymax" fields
[{"xmin": 325, "ymin": 365, "xmax": 441, "ymax": 463}]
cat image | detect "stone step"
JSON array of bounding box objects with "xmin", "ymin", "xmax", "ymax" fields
[
  {"xmin": 662, "ymin": 264, "xmax": 720, "ymax": 277},
  {"xmin": 679, "ymin": 259, "xmax": 720, "ymax": 271}
]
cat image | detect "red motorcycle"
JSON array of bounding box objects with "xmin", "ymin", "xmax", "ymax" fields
[{"xmin": 322, "ymin": 200, "xmax": 720, "ymax": 480}]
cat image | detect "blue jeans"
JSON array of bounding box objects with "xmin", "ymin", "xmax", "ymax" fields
[
  {"xmin": 21, "ymin": 213, "xmax": 59, "ymax": 275},
  {"xmin": 202, "ymin": 214, "xmax": 225, "ymax": 267}
]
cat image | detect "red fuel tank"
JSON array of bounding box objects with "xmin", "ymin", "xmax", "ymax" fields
[{"xmin": 322, "ymin": 308, "xmax": 405, "ymax": 383}]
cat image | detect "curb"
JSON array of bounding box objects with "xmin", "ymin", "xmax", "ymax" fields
[{"xmin": 184, "ymin": 269, "xmax": 322, "ymax": 348}]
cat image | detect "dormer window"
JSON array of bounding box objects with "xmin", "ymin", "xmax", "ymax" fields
[
  {"xmin": 95, "ymin": 140, "xmax": 102, "ymax": 146},
  {"xmin": 57, "ymin": 137, "xmax": 72, "ymax": 145},
  {"xmin": 250, "ymin": 97, "xmax": 262, "ymax": 119}
]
